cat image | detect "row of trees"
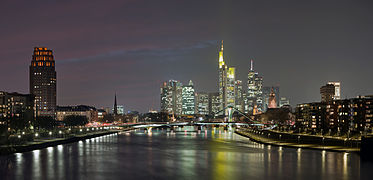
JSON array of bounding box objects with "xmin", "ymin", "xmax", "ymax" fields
[{"xmin": 0, "ymin": 115, "xmax": 89, "ymax": 133}]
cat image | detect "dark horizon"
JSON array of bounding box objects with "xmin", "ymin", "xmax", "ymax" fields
[{"xmin": 1, "ymin": 0, "xmax": 373, "ymax": 112}]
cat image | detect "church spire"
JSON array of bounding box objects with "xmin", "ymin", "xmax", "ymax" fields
[{"xmin": 114, "ymin": 93, "xmax": 118, "ymax": 115}]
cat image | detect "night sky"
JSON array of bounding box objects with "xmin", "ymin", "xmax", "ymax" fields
[{"xmin": 1, "ymin": 0, "xmax": 373, "ymax": 112}]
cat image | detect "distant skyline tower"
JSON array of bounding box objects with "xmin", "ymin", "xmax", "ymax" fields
[
  {"xmin": 247, "ymin": 59, "xmax": 263, "ymax": 113},
  {"xmin": 226, "ymin": 67, "xmax": 236, "ymax": 107},
  {"xmin": 29, "ymin": 47, "xmax": 57, "ymax": 116},
  {"xmin": 182, "ymin": 80, "xmax": 195, "ymax": 115},
  {"xmin": 234, "ymin": 80, "xmax": 244, "ymax": 112},
  {"xmin": 160, "ymin": 80, "xmax": 183, "ymax": 115},
  {"xmin": 320, "ymin": 84, "xmax": 335, "ymax": 103},
  {"xmin": 327, "ymin": 81, "xmax": 341, "ymax": 100},
  {"xmin": 218, "ymin": 40, "xmax": 228, "ymax": 113},
  {"xmin": 113, "ymin": 93, "xmax": 118, "ymax": 115},
  {"xmin": 268, "ymin": 87, "xmax": 277, "ymax": 109}
]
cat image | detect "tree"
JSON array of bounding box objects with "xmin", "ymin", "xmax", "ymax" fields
[
  {"xmin": 34, "ymin": 116, "xmax": 57, "ymax": 130},
  {"xmin": 9, "ymin": 116, "xmax": 29, "ymax": 133},
  {"xmin": 102, "ymin": 114, "xmax": 115, "ymax": 123},
  {"xmin": 63, "ymin": 115, "xmax": 89, "ymax": 127}
]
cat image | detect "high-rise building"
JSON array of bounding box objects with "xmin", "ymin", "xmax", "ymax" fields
[
  {"xmin": 196, "ymin": 92, "xmax": 209, "ymax": 115},
  {"xmin": 268, "ymin": 88, "xmax": 277, "ymax": 109},
  {"xmin": 226, "ymin": 67, "xmax": 236, "ymax": 107},
  {"xmin": 327, "ymin": 82, "xmax": 341, "ymax": 100},
  {"xmin": 218, "ymin": 40, "xmax": 228, "ymax": 113},
  {"xmin": 247, "ymin": 59, "xmax": 263, "ymax": 114},
  {"xmin": 117, "ymin": 105, "xmax": 124, "ymax": 115},
  {"xmin": 320, "ymin": 84, "xmax": 335, "ymax": 103},
  {"xmin": 234, "ymin": 80, "xmax": 244, "ymax": 112},
  {"xmin": 209, "ymin": 92, "xmax": 220, "ymax": 115},
  {"xmin": 262, "ymin": 86, "xmax": 280, "ymax": 111},
  {"xmin": 279, "ymin": 97, "xmax": 290, "ymax": 107},
  {"xmin": 29, "ymin": 47, "xmax": 57, "ymax": 117},
  {"xmin": 182, "ymin": 80, "xmax": 195, "ymax": 115},
  {"xmin": 160, "ymin": 80, "xmax": 183, "ymax": 115}
]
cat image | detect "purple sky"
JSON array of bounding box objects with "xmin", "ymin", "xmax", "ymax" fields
[{"xmin": 1, "ymin": 0, "xmax": 373, "ymax": 112}]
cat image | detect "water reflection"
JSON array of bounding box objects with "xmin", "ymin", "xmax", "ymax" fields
[{"xmin": 0, "ymin": 127, "xmax": 369, "ymax": 180}]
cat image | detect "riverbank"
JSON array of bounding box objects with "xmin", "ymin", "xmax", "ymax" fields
[
  {"xmin": 235, "ymin": 128, "xmax": 360, "ymax": 152},
  {"xmin": 0, "ymin": 128, "xmax": 133, "ymax": 155}
]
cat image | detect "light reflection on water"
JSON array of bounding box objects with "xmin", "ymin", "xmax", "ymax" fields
[{"xmin": 0, "ymin": 127, "xmax": 372, "ymax": 180}]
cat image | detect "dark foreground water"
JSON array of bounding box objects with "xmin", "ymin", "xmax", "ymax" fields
[{"xmin": 1, "ymin": 126, "xmax": 373, "ymax": 180}]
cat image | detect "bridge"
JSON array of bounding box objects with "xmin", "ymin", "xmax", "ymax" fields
[{"xmin": 127, "ymin": 106, "xmax": 265, "ymax": 132}]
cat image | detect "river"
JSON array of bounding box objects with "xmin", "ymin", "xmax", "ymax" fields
[{"xmin": 1, "ymin": 126, "xmax": 372, "ymax": 180}]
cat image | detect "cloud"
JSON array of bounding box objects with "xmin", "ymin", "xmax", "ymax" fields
[{"xmin": 58, "ymin": 40, "xmax": 217, "ymax": 64}]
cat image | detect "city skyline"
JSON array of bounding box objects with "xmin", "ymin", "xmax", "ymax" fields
[{"xmin": 1, "ymin": 0, "xmax": 373, "ymax": 112}]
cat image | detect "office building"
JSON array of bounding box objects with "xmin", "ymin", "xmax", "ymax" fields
[
  {"xmin": 196, "ymin": 92, "xmax": 209, "ymax": 115},
  {"xmin": 218, "ymin": 40, "xmax": 228, "ymax": 113},
  {"xmin": 247, "ymin": 59, "xmax": 263, "ymax": 114},
  {"xmin": 160, "ymin": 80, "xmax": 183, "ymax": 115},
  {"xmin": 182, "ymin": 80, "xmax": 195, "ymax": 115},
  {"xmin": 56, "ymin": 105, "xmax": 98, "ymax": 122},
  {"xmin": 29, "ymin": 47, "xmax": 57, "ymax": 117},
  {"xmin": 234, "ymin": 80, "xmax": 244, "ymax": 112},
  {"xmin": 327, "ymin": 82, "xmax": 341, "ymax": 100},
  {"xmin": 320, "ymin": 84, "xmax": 335, "ymax": 103},
  {"xmin": 209, "ymin": 92, "xmax": 220, "ymax": 115},
  {"xmin": 0, "ymin": 91, "xmax": 35, "ymax": 128}
]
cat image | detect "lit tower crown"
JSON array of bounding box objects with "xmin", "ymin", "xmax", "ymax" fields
[{"xmin": 218, "ymin": 40, "xmax": 226, "ymax": 68}]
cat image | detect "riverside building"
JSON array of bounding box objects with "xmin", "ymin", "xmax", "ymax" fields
[{"xmin": 29, "ymin": 47, "xmax": 57, "ymax": 117}]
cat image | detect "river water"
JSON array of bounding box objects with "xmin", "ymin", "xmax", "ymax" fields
[{"xmin": 1, "ymin": 126, "xmax": 372, "ymax": 180}]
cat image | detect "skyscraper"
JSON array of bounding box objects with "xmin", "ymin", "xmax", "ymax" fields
[
  {"xmin": 268, "ymin": 87, "xmax": 277, "ymax": 109},
  {"xmin": 182, "ymin": 80, "xmax": 195, "ymax": 115},
  {"xmin": 234, "ymin": 80, "xmax": 244, "ymax": 112},
  {"xmin": 218, "ymin": 40, "xmax": 228, "ymax": 113},
  {"xmin": 196, "ymin": 92, "xmax": 209, "ymax": 115},
  {"xmin": 262, "ymin": 86, "xmax": 280, "ymax": 111},
  {"xmin": 327, "ymin": 82, "xmax": 341, "ymax": 100},
  {"xmin": 160, "ymin": 80, "xmax": 183, "ymax": 115},
  {"xmin": 226, "ymin": 67, "xmax": 236, "ymax": 107},
  {"xmin": 29, "ymin": 47, "xmax": 57, "ymax": 117},
  {"xmin": 247, "ymin": 59, "xmax": 263, "ymax": 113},
  {"xmin": 320, "ymin": 84, "xmax": 335, "ymax": 103},
  {"xmin": 209, "ymin": 92, "xmax": 220, "ymax": 115}
]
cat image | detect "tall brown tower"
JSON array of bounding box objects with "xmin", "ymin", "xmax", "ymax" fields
[{"xmin": 29, "ymin": 47, "xmax": 57, "ymax": 117}]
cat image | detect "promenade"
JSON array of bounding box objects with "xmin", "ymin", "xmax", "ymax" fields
[{"xmin": 236, "ymin": 128, "xmax": 360, "ymax": 152}]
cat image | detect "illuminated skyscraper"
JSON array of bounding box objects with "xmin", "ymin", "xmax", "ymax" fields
[
  {"xmin": 226, "ymin": 67, "xmax": 236, "ymax": 107},
  {"xmin": 327, "ymin": 81, "xmax": 341, "ymax": 100},
  {"xmin": 160, "ymin": 80, "xmax": 182, "ymax": 115},
  {"xmin": 247, "ymin": 59, "xmax": 263, "ymax": 113},
  {"xmin": 182, "ymin": 80, "xmax": 195, "ymax": 115},
  {"xmin": 29, "ymin": 47, "xmax": 56, "ymax": 117},
  {"xmin": 209, "ymin": 92, "xmax": 220, "ymax": 115},
  {"xmin": 196, "ymin": 92, "xmax": 209, "ymax": 115},
  {"xmin": 234, "ymin": 80, "xmax": 244, "ymax": 112},
  {"xmin": 218, "ymin": 40, "xmax": 228, "ymax": 113}
]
